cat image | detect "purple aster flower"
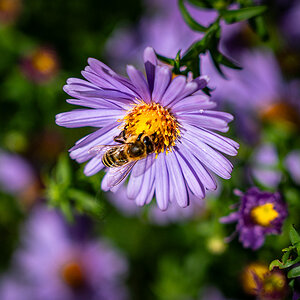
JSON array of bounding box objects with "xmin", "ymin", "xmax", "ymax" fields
[
  {"xmin": 242, "ymin": 263, "xmax": 288, "ymax": 300},
  {"xmin": 285, "ymin": 150, "xmax": 300, "ymax": 185},
  {"xmin": 105, "ymin": 0, "xmax": 241, "ymax": 71},
  {"xmin": 251, "ymin": 144, "xmax": 282, "ymax": 188},
  {"xmin": 21, "ymin": 47, "xmax": 59, "ymax": 84},
  {"xmin": 0, "ymin": 150, "xmax": 35, "ymax": 195},
  {"xmin": 56, "ymin": 47, "xmax": 239, "ymax": 210},
  {"xmin": 220, "ymin": 188, "xmax": 288, "ymax": 250},
  {"xmin": 0, "ymin": 0, "xmax": 21, "ymax": 25},
  {"xmin": 0, "ymin": 206, "xmax": 128, "ymax": 300}
]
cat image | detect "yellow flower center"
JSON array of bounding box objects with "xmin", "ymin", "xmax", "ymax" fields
[
  {"xmin": 260, "ymin": 102, "xmax": 300, "ymax": 129},
  {"xmin": 242, "ymin": 263, "xmax": 269, "ymax": 295},
  {"xmin": 121, "ymin": 101, "xmax": 180, "ymax": 154},
  {"xmin": 0, "ymin": 0, "xmax": 18, "ymax": 13},
  {"xmin": 61, "ymin": 261, "xmax": 85, "ymax": 289},
  {"xmin": 250, "ymin": 203, "xmax": 279, "ymax": 227},
  {"xmin": 32, "ymin": 51, "xmax": 56, "ymax": 74},
  {"xmin": 263, "ymin": 272, "xmax": 286, "ymax": 293}
]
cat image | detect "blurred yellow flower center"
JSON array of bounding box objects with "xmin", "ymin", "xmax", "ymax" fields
[
  {"xmin": 61, "ymin": 261, "xmax": 85, "ymax": 289},
  {"xmin": 263, "ymin": 272, "xmax": 286, "ymax": 293},
  {"xmin": 250, "ymin": 203, "xmax": 279, "ymax": 227},
  {"xmin": 242, "ymin": 263, "xmax": 269, "ymax": 295},
  {"xmin": 260, "ymin": 102, "xmax": 300, "ymax": 129},
  {"xmin": 32, "ymin": 51, "xmax": 56, "ymax": 74},
  {"xmin": 0, "ymin": 0, "xmax": 18, "ymax": 12},
  {"xmin": 121, "ymin": 101, "xmax": 180, "ymax": 154}
]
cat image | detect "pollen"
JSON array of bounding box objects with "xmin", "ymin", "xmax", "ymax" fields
[
  {"xmin": 121, "ymin": 100, "xmax": 180, "ymax": 154},
  {"xmin": 250, "ymin": 203, "xmax": 279, "ymax": 227}
]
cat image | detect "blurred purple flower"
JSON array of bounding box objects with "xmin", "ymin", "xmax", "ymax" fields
[
  {"xmin": 56, "ymin": 47, "xmax": 238, "ymax": 210},
  {"xmin": 0, "ymin": 150, "xmax": 35, "ymax": 195},
  {"xmin": 203, "ymin": 49, "xmax": 300, "ymax": 142},
  {"xmin": 0, "ymin": 207, "xmax": 128, "ymax": 300},
  {"xmin": 242, "ymin": 262, "xmax": 288, "ymax": 300},
  {"xmin": 105, "ymin": 0, "xmax": 241, "ymax": 70},
  {"xmin": 108, "ymin": 185, "xmax": 207, "ymax": 225},
  {"xmin": 21, "ymin": 47, "xmax": 59, "ymax": 84},
  {"xmin": 285, "ymin": 150, "xmax": 300, "ymax": 185},
  {"xmin": 281, "ymin": 1, "xmax": 300, "ymax": 47},
  {"xmin": 0, "ymin": 0, "xmax": 21, "ymax": 25},
  {"xmin": 251, "ymin": 144, "xmax": 282, "ymax": 188},
  {"xmin": 220, "ymin": 188, "xmax": 288, "ymax": 250}
]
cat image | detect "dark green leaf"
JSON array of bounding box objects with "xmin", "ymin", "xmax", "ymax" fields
[
  {"xmin": 214, "ymin": 52, "xmax": 242, "ymax": 70},
  {"xmin": 187, "ymin": 0, "xmax": 213, "ymax": 8},
  {"xmin": 270, "ymin": 260, "xmax": 284, "ymax": 270},
  {"xmin": 156, "ymin": 53, "xmax": 174, "ymax": 66},
  {"xmin": 288, "ymin": 265, "xmax": 300, "ymax": 278},
  {"xmin": 178, "ymin": 0, "xmax": 208, "ymax": 32},
  {"xmin": 209, "ymin": 50, "xmax": 226, "ymax": 77},
  {"xmin": 249, "ymin": 15, "xmax": 269, "ymax": 41},
  {"xmin": 290, "ymin": 226, "xmax": 300, "ymax": 245},
  {"xmin": 221, "ymin": 6, "xmax": 267, "ymax": 24}
]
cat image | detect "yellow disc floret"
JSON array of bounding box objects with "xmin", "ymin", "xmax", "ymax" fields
[
  {"xmin": 121, "ymin": 100, "xmax": 180, "ymax": 154},
  {"xmin": 32, "ymin": 51, "xmax": 56, "ymax": 74},
  {"xmin": 250, "ymin": 203, "xmax": 279, "ymax": 227},
  {"xmin": 242, "ymin": 263, "xmax": 269, "ymax": 295}
]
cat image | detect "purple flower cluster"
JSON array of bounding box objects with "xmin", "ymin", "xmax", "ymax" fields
[
  {"xmin": 0, "ymin": 207, "xmax": 128, "ymax": 300},
  {"xmin": 220, "ymin": 188, "xmax": 288, "ymax": 250},
  {"xmin": 56, "ymin": 47, "xmax": 239, "ymax": 211}
]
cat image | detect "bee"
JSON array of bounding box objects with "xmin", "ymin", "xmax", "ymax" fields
[{"xmin": 88, "ymin": 130, "xmax": 156, "ymax": 187}]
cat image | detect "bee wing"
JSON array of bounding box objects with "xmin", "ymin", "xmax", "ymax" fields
[
  {"xmin": 105, "ymin": 161, "xmax": 137, "ymax": 188},
  {"xmin": 88, "ymin": 144, "xmax": 118, "ymax": 156}
]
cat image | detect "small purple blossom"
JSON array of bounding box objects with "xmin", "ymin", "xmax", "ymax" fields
[
  {"xmin": 21, "ymin": 47, "xmax": 59, "ymax": 84},
  {"xmin": 0, "ymin": 150, "xmax": 35, "ymax": 195},
  {"xmin": 285, "ymin": 150, "xmax": 300, "ymax": 185},
  {"xmin": 220, "ymin": 188, "xmax": 288, "ymax": 250},
  {"xmin": 0, "ymin": 207, "xmax": 128, "ymax": 300},
  {"xmin": 251, "ymin": 144, "xmax": 282, "ymax": 188},
  {"xmin": 56, "ymin": 47, "xmax": 239, "ymax": 211}
]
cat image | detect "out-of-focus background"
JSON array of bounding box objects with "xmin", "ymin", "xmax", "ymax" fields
[{"xmin": 0, "ymin": 0, "xmax": 300, "ymax": 299}]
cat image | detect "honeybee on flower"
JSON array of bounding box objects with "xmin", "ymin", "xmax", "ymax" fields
[{"xmin": 56, "ymin": 47, "xmax": 239, "ymax": 210}]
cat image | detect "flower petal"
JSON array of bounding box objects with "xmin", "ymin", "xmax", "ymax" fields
[
  {"xmin": 55, "ymin": 109, "xmax": 123, "ymax": 128},
  {"xmin": 143, "ymin": 47, "xmax": 157, "ymax": 93},
  {"xmin": 165, "ymin": 152, "xmax": 189, "ymax": 208},
  {"xmin": 154, "ymin": 154, "xmax": 169, "ymax": 210},
  {"xmin": 161, "ymin": 76, "xmax": 187, "ymax": 106},
  {"xmin": 184, "ymin": 124, "xmax": 239, "ymax": 156},
  {"xmin": 182, "ymin": 136, "xmax": 233, "ymax": 179},
  {"xmin": 126, "ymin": 65, "xmax": 151, "ymax": 103},
  {"xmin": 175, "ymin": 151, "xmax": 205, "ymax": 199},
  {"xmin": 177, "ymin": 145, "xmax": 217, "ymax": 191},
  {"xmin": 152, "ymin": 66, "xmax": 172, "ymax": 102},
  {"xmin": 172, "ymin": 95, "xmax": 216, "ymax": 113}
]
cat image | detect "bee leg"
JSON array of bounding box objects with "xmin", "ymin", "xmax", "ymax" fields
[
  {"xmin": 114, "ymin": 130, "xmax": 126, "ymax": 144},
  {"xmin": 136, "ymin": 133, "xmax": 143, "ymax": 141}
]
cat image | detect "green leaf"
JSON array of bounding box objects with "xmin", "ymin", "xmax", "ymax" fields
[
  {"xmin": 56, "ymin": 154, "xmax": 72, "ymax": 186},
  {"xmin": 270, "ymin": 260, "xmax": 284, "ymax": 270},
  {"xmin": 156, "ymin": 53, "xmax": 174, "ymax": 66},
  {"xmin": 187, "ymin": 0, "xmax": 213, "ymax": 8},
  {"xmin": 178, "ymin": 0, "xmax": 208, "ymax": 32},
  {"xmin": 221, "ymin": 6, "xmax": 267, "ymax": 24},
  {"xmin": 209, "ymin": 50, "xmax": 226, "ymax": 77},
  {"xmin": 290, "ymin": 226, "xmax": 300, "ymax": 245},
  {"xmin": 249, "ymin": 15, "xmax": 269, "ymax": 41},
  {"xmin": 288, "ymin": 265, "xmax": 300, "ymax": 279},
  {"xmin": 214, "ymin": 52, "xmax": 242, "ymax": 70}
]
